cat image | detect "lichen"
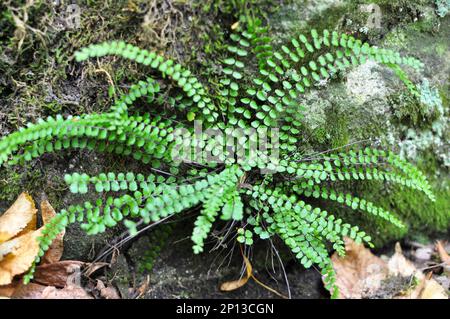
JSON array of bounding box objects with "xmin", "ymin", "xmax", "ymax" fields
[
  {"xmin": 435, "ymin": 0, "xmax": 450, "ymax": 17},
  {"xmin": 345, "ymin": 61, "xmax": 392, "ymax": 105}
]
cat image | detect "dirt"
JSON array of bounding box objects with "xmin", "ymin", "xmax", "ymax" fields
[{"xmin": 116, "ymin": 219, "xmax": 328, "ymax": 299}]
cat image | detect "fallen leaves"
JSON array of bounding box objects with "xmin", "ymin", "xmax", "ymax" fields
[
  {"xmin": 328, "ymin": 238, "xmax": 449, "ymax": 299},
  {"xmin": 330, "ymin": 237, "xmax": 387, "ymax": 298},
  {"xmin": 220, "ymin": 246, "xmax": 287, "ymax": 298},
  {"xmin": 0, "ymin": 193, "xmax": 36, "ymax": 244},
  {"xmin": 436, "ymin": 241, "xmax": 450, "ymax": 267},
  {"xmin": 0, "ymin": 229, "xmax": 41, "ymax": 285},
  {"xmin": 0, "ymin": 193, "xmax": 118, "ymax": 299},
  {"xmin": 388, "ymin": 243, "xmax": 417, "ymax": 277},
  {"xmin": 33, "ymin": 260, "xmax": 85, "ymax": 287},
  {"xmin": 94, "ymin": 280, "xmax": 121, "ymax": 299},
  {"xmin": 0, "ymin": 193, "xmax": 41, "ymax": 285},
  {"xmin": 220, "ymin": 254, "xmax": 253, "ymax": 292}
]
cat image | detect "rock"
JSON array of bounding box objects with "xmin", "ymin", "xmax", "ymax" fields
[
  {"xmin": 414, "ymin": 247, "xmax": 433, "ymax": 261},
  {"xmin": 345, "ymin": 61, "xmax": 392, "ymax": 105}
]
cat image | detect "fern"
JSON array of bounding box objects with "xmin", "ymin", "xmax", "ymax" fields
[{"xmin": 0, "ymin": 20, "xmax": 436, "ymax": 297}]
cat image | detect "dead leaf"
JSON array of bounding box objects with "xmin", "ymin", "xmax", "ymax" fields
[
  {"xmin": 0, "ymin": 193, "xmax": 37, "ymax": 244},
  {"xmin": 11, "ymin": 280, "xmax": 93, "ymax": 299},
  {"xmin": 220, "ymin": 247, "xmax": 287, "ymax": 298},
  {"xmin": 329, "ymin": 238, "xmax": 448, "ymax": 299},
  {"xmin": 134, "ymin": 276, "xmax": 150, "ymax": 299},
  {"xmin": 40, "ymin": 285, "xmax": 93, "ymax": 299},
  {"xmin": 33, "ymin": 260, "xmax": 84, "ymax": 288},
  {"xmin": 0, "ymin": 237, "xmax": 21, "ymax": 261},
  {"xmin": 220, "ymin": 254, "xmax": 252, "ymax": 291},
  {"xmin": 436, "ymin": 241, "xmax": 450, "ymax": 265},
  {"xmin": 0, "ymin": 193, "xmax": 108, "ymax": 298},
  {"xmin": 388, "ymin": 242, "xmax": 417, "ymax": 277},
  {"xmin": 330, "ymin": 238, "xmax": 387, "ymax": 298},
  {"xmin": 33, "ymin": 260, "xmax": 108, "ymax": 288},
  {"xmin": 40, "ymin": 200, "xmax": 65, "ymax": 264},
  {"xmin": 83, "ymin": 262, "xmax": 109, "ymax": 277},
  {"xmin": 11, "ymin": 282, "xmax": 48, "ymax": 299},
  {"xmin": 0, "ymin": 281, "xmax": 19, "ymax": 298},
  {"xmin": 95, "ymin": 280, "xmax": 121, "ymax": 299},
  {"xmin": 10, "ymin": 261, "xmax": 95, "ymax": 299},
  {"xmin": 0, "ymin": 195, "xmax": 72, "ymax": 286},
  {"xmin": 418, "ymin": 273, "xmax": 448, "ymax": 299},
  {"xmin": 0, "ymin": 229, "xmax": 42, "ymax": 285},
  {"xmin": 397, "ymin": 272, "xmax": 448, "ymax": 299}
]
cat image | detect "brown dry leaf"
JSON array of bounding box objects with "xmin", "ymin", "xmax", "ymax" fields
[
  {"xmin": 0, "ymin": 193, "xmax": 37, "ymax": 244},
  {"xmin": 436, "ymin": 241, "xmax": 450, "ymax": 265},
  {"xmin": 11, "ymin": 263, "xmax": 95, "ymax": 299},
  {"xmin": 0, "ymin": 237, "xmax": 21, "ymax": 261},
  {"xmin": 0, "ymin": 195, "xmax": 70, "ymax": 287},
  {"xmin": 330, "ymin": 238, "xmax": 388, "ymax": 298},
  {"xmin": 388, "ymin": 242, "xmax": 417, "ymax": 277},
  {"xmin": 134, "ymin": 276, "xmax": 150, "ymax": 299},
  {"xmin": 220, "ymin": 254, "xmax": 252, "ymax": 291},
  {"xmin": 11, "ymin": 281, "xmax": 93, "ymax": 299},
  {"xmin": 40, "ymin": 285, "xmax": 93, "ymax": 299},
  {"xmin": 397, "ymin": 272, "xmax": 448, "ymax": 299},
  {"xmin": 10, "ymin": 282, "xmax": 48, "ymax": 299},
  {"xmin": 418, "ymin": 273, "xmax": 448, "ymax": 299},
  {"xmin": 95, "ymin": 280, "xmax": 121, "ymax": 299},
  {"xmin": 330, "ymin": 239, "xmax": 448, "ymax": 299},
  {"xmin": 33, "ymin": 260, "xmax": 84, "ymax": 288},
  {"xmin": 12, "ymin": 262, "xmax": 94, "ymax": 299},
  {"xmin": 219, "ymin": 251, "xmax": 287, "ymax": 298},
  {"xmin": 0, "ymin": 193, "xmax": 107, "ymax": 298},
  {"xmin": 389, "ymin": 244, "xmax": 447, "ymax": 299},
  {"xmin": 33, "ymin": 260, "xmax": 108, "ymax": 288},
  {"xmin": 40, "ymin": 200, "xmax": 65, "ymax": 264},
  {"xmin": 0, "ymin": 229, "xmax": 41, "ymax": 285},
  {"xmin": 84, "ymin": 262, "xmax": 109, "ymax": 277},
  {"xmin": 0, "ymin": 280, "xmax": 20, "ymax": 298},
  {"xmin": 42, "ymin": 267, "xmax": 93, "ymax": 299}
]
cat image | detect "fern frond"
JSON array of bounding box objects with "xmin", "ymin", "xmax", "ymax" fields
[
  {"xmin": 75, "ymin": 42, "xmax": 218, "ymax": 123},
  {"xmin": 289, "ymin": 182, "xmax": 405, "ymax": 228}
]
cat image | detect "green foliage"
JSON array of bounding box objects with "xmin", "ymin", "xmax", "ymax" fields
[{"xmin": 0, "ymin": 19, "xmax": 437, "ymax": 297}]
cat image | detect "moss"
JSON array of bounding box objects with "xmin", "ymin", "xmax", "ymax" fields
[
  {"xmin": 0, "ymin": 167, "xmax": 29, "ymax": 203},
  {"xmin": 0, "ymin": 164, "xmax": 42, "ymax": 203},
  {"xmin": 327, "ymin": 112, "xmax": 351, "ymax": 149},
  {"xmin": 388, "ymin": 91, "xmax": 432, "ymax": 127}
]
